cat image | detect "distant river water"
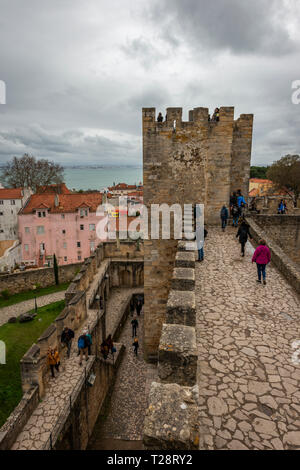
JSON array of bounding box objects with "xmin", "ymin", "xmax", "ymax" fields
[{"xmin": 63, "ymin": 167, "xmax": 143, "ymax": 191}]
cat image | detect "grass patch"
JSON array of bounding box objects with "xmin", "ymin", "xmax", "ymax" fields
[
  {"xmin": 0, "ymin": 283, "xmax": 69, "ymax": 309},
  {"xmin": 0, "ymin": 300, "xmax": 65, "ymax": 428}
]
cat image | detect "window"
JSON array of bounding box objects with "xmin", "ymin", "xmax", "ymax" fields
[
  {"xmin": 37, "ymin": 226, "xmax": 45, "ymax": 234},
  {"xmin": 38, "ymin": 211, "xmax": 46, "ymax": 218},
  {"xmin": 24, "ymin": 244, "xmax": 29, "ymax": 252},
  {"xmin": 78, "ymin": 255, "xmax": 82, "ymax": 261},
  {"xmin": 64, "ymin": 256, "xmax": 67, "ymax": 262},
  {"xmin": 11, "ymin": 200, "xmax": 15, "ymax": 205},
  {"xmin": 77, "ymin": 242, "xmax": 81, "ymax": 248},
  {"xmin": 80, "ymin": 209, "xmax": 88, "ymax": 217},
  {"xmin": 0, "ymin": 212, "xmax": 3, "ymax": 216},
  {"xmin": 80, "ymin": 225, "xmax": 84, "ymax": 230},
  {"xmin": 0, "ymin": 200, "xmax": 3, "ymax": 205},
  {"xmin": 90, "ymin": 241, "xmax": 95, "ymax": 251},
  {"xmin": 61, "ymin": 214, "xmax": 65, "ymax": 219},
  {"xmin": 89, "ymin": 224, "xmax": 95, "ymax": 231},
  {"xmin": 0, "ymin": 229, "xmax": 3, "ymax": 233},
  {"xmin": 25, "ymin": 227, "xmax": 30, "ymax": 233},
  {"xmin": 62, "ymin": 229, "xmax": 66, "ymax": 235},
  {"xmin": 63, "ymin": 242, "xmax": 67, "ymax": 249}
]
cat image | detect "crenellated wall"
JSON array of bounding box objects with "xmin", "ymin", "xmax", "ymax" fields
[{"xmin": 143, "ymin": 106, "xmax": 253, "ymax": 360}]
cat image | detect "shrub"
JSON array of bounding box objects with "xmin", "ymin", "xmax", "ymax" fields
[{"xmin": 1, "ymin": 290, "xmax": 10, "ymax": 300}]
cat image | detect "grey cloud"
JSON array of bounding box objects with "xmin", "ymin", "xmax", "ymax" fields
[{"xmin": 149, "ymin": 0, "xmax": 295, "ymax": 56}]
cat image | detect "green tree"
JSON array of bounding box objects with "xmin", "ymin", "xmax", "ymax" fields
[
  {"xmin": 53, "ymin": 254, "xmax": 59, "ymax": 286},
  {"xmin": 250, "ymin": 166, "xmax": 268, "ymax": 179},
  {"xmin": 1, "ymin": 154, "xmax": 64, "ymax": 191},
  {"xmin": 267, "ymin": 155, "xmax": 300, "ymax": 207}
]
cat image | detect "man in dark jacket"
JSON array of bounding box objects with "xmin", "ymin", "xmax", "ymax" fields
[
  {"xmin": 220, "ymin": 205, "xmax": 229, "ymax": 232},
  {"xmin": 236, "ymin": 220, "xmax": 252, "ymax": 257},
  {"xmin": 131, "ymin": 318, "xmax": 138, "ymax": 337},
  {"xmin": 61, "ymin": 326, "xmax": 74, "ymax": 358}
]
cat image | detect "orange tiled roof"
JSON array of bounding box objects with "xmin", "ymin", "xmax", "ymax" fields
[
  {"xmin": 20, "ymin": 193, "xmax": 103, "ymax": 214},
  {"xmin": 249, "ymin": 188, "xmax": 259, "ymax": 197},
  {"xmin": 36, "ymin": 183, "xmax": 71, "ymax": 194},
  {"xmin": 0, "ymin": 188, "xmax": 23, "ymax": 199},
  {"xmin": 249, "ymin": 179, "xmax": 273, "ymax": 184},
  {"xmin": 127, "ymin": 191, "xmax": 143, "ymax": 197},
  {"xmin": 108, "ymin": 183, "xmax": 137, "ymax": 191}
]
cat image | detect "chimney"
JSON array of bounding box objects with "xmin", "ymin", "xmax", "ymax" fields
[{"xmin": 54, "ymin": 194, "xmax": 59, "ymax": 207}]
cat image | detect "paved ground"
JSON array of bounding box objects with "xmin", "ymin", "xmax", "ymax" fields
[
  {"xmin": 0, "ymin": 291, "xmax": 66, "ymax": 327},
  {"xmin": 88, "ymin": 304, "xmax": 157, "ymax": 449},
  {"xmin": 11, "ymin": 286, "xmax": 139, "ymax": 450},
  {"xmin": 196, "ymin": 226, "xmax": 300, "ymax": 450}
]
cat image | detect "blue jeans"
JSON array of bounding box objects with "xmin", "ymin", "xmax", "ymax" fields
[
  {"xmin": 233, "ymin": 217, "xmax": 239, "ymax": 227},
  {"xmin": 198, "ymin": 247, "xmax": 204, "ymax": 261},
  {"xmin": 257, "ymin": 264, "xmax": 266, "ymax": 281}
]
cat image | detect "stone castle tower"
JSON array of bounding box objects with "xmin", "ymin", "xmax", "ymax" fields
[{"xmin": 143, "ymin": 106, "xmax": 254, "ymax": 360}]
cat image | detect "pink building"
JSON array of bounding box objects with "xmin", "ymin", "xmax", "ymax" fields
[{"xmin": 19, "ymin": 192, "xmax": 107, "ymax": 267}]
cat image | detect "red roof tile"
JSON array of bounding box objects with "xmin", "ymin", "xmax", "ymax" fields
[
  {"xmin": 20, "ymin": 193, "xmax": 103, "ymax": 214},
  {"xmin": 0, "ymin": 188, "xmax": 23, "ymax": 199},
  {"xmin": 36, "ymin": 183, "xmax": 71, "ymax": 194}
]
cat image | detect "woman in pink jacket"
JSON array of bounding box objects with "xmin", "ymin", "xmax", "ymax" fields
[{"xmin": 252, "ymin": 239, "xmax": 271, "ymax": 285}]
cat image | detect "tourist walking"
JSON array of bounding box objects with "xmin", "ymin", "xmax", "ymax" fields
[
  {"xmin": 78, "ymin": 331, "xmax": 90, "ymax": 365},
  {"xmin": 220, "ymin": 204, "xmax": 229, "ymax": 231},
  {"xmin": 101, "ymin": 340, "xmax": 109, "ymax": 360},
  {"xmin": 232, "ymin": 205, "xmax": 240, "ymax": 227},
  {"xmin": 47, "ymin": 347, "xmax": 60, "ymax": 378},
  {"xmin": 130, "ymin": 297, "xmax": 135, "ymax": 316},
  {"xmin": 61, "ymin": 326, "xmax": 74, "ymax": 358},
  {"xmin": 252, "ymin": 239, "xmax": 271, "ymax": 285},
  {"xmin": 278, "ymin": 200, "xmax": 288, "ymax": 214},
  {"xmin": 85, "ymin": 330, "xmax": 92, "ymax": 355},
  {"xmin": 131, "ymin": 317, "xmax": 138, "ymax": 337},
  {"xmin": 197, "ymin": 227, "xmax": 208, "ymax": 262},
  {"xmin": 106, "ymin": 334, "xmax": 116, "ymax": 355},
  {"xmin": 132, "ymin": 337, "xmax": 139, "ymax": 356},
  {"xmin": 136, "ymin": 299, "xmax": 143, "ymax": 316},
  {"xmin": 236, "ymin": 220, "xmax": 252, "ymax": 257}
]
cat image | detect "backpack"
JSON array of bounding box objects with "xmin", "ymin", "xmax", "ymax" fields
[
  {"xmin": 221, "ymin": 208, "xmax": 227, "ymax": 218},
  {"xmin": 78, "ymin": 336, "xmax": 85, "ymax": 349}
]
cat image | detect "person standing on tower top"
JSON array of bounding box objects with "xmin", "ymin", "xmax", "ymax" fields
[{"xmin": 157, "ymin": 112, "xmax": 163, "ymax": 122}]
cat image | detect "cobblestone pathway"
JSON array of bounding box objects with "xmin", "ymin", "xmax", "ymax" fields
[
  {"xmin": 88, "ymin": 304, "xmax": 157, "ymax": 449},
  {"xmin": 0, "ymin": 291, "xmax": 66, "ymax": 327},
  {"xmin": 11, "ymin": 286, "xmax": 138, "ymax": 450},
  {"xmin": 196, "ymin": 226, "xmax": 300, "ymax": 450}
]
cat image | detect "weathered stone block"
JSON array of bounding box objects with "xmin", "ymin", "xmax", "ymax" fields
[
  {"xmin": 166, "ymin": 290, "xmax": 196, "ymax": 326},
  {"xmin": 171, "ymin": 267, "xmax": 195, "ymax": 291},
  {"xmin": 175, "ymin": 251, "xmax": 195, "ymax": 269},
  {"xmin": 158, "ymin": 324, "xmax": 197, "ymax": 386},
  {"xmin": 143, "ymin": 382, "xmax": 199, "ymax": 450}
]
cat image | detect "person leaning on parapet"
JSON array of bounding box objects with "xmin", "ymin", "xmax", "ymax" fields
[
  {"xmin": 212, "ymin": 108, "xmax": 220, "ymax": 122},
  {"xmin": 157, "ymin": 112, "xmax": 163, "ymax": 122},
  {"xmin": 61, "ymin": 326, "xmax": 74, "ymax": 359},
  {"xmin": 278, "ymin": 199, "xmax": 288, "ymax": 215},
  {"xmin": 252, "ymin": 239, "xmax": 271, "ymax": 286},
  {"xmin": 220, "ymin": 204, "xmax": 229, "ymax": 232},
  {"xmin": 236, "ymin": 220, "xmax": 252, "ymax": 257}
]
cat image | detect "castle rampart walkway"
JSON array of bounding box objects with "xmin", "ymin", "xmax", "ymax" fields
[
  {"xmin": 196, "ymin": 227, "xmax": 300, "ymax": 450},
  {"xmin": 11, "ymin": 286, "xmax": 140, "ymax": 450}
]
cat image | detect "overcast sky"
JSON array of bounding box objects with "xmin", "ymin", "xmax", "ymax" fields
[{"xmin": 0, "ymin": 0, "xmax": 300, "ymax": 167}]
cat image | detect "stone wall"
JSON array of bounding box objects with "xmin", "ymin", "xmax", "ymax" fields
[
  {"xmin": 246, "ymin": 217, "xmax": 300, "ymax": 295},
  {"xmin": 249, "ymin": 196, "xmax": 295, "ymax": 215},
  {"xmin": 0, "ymin": 262, "xmax": 82, "ymax": 295},
  {"xmin": 251, "ymin": 215, "xmax": 300, "ymax": 266},
  {"xmin": 143, "ymin": 106, "xmax": 253, "ymax": 359},
  {"xmin": 144, "ymin": 241, "xmax": 199, "ymax": 450},
  {"xmin": 0, "ymin": 240, "xmax": 143, "ymax": 450}
]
